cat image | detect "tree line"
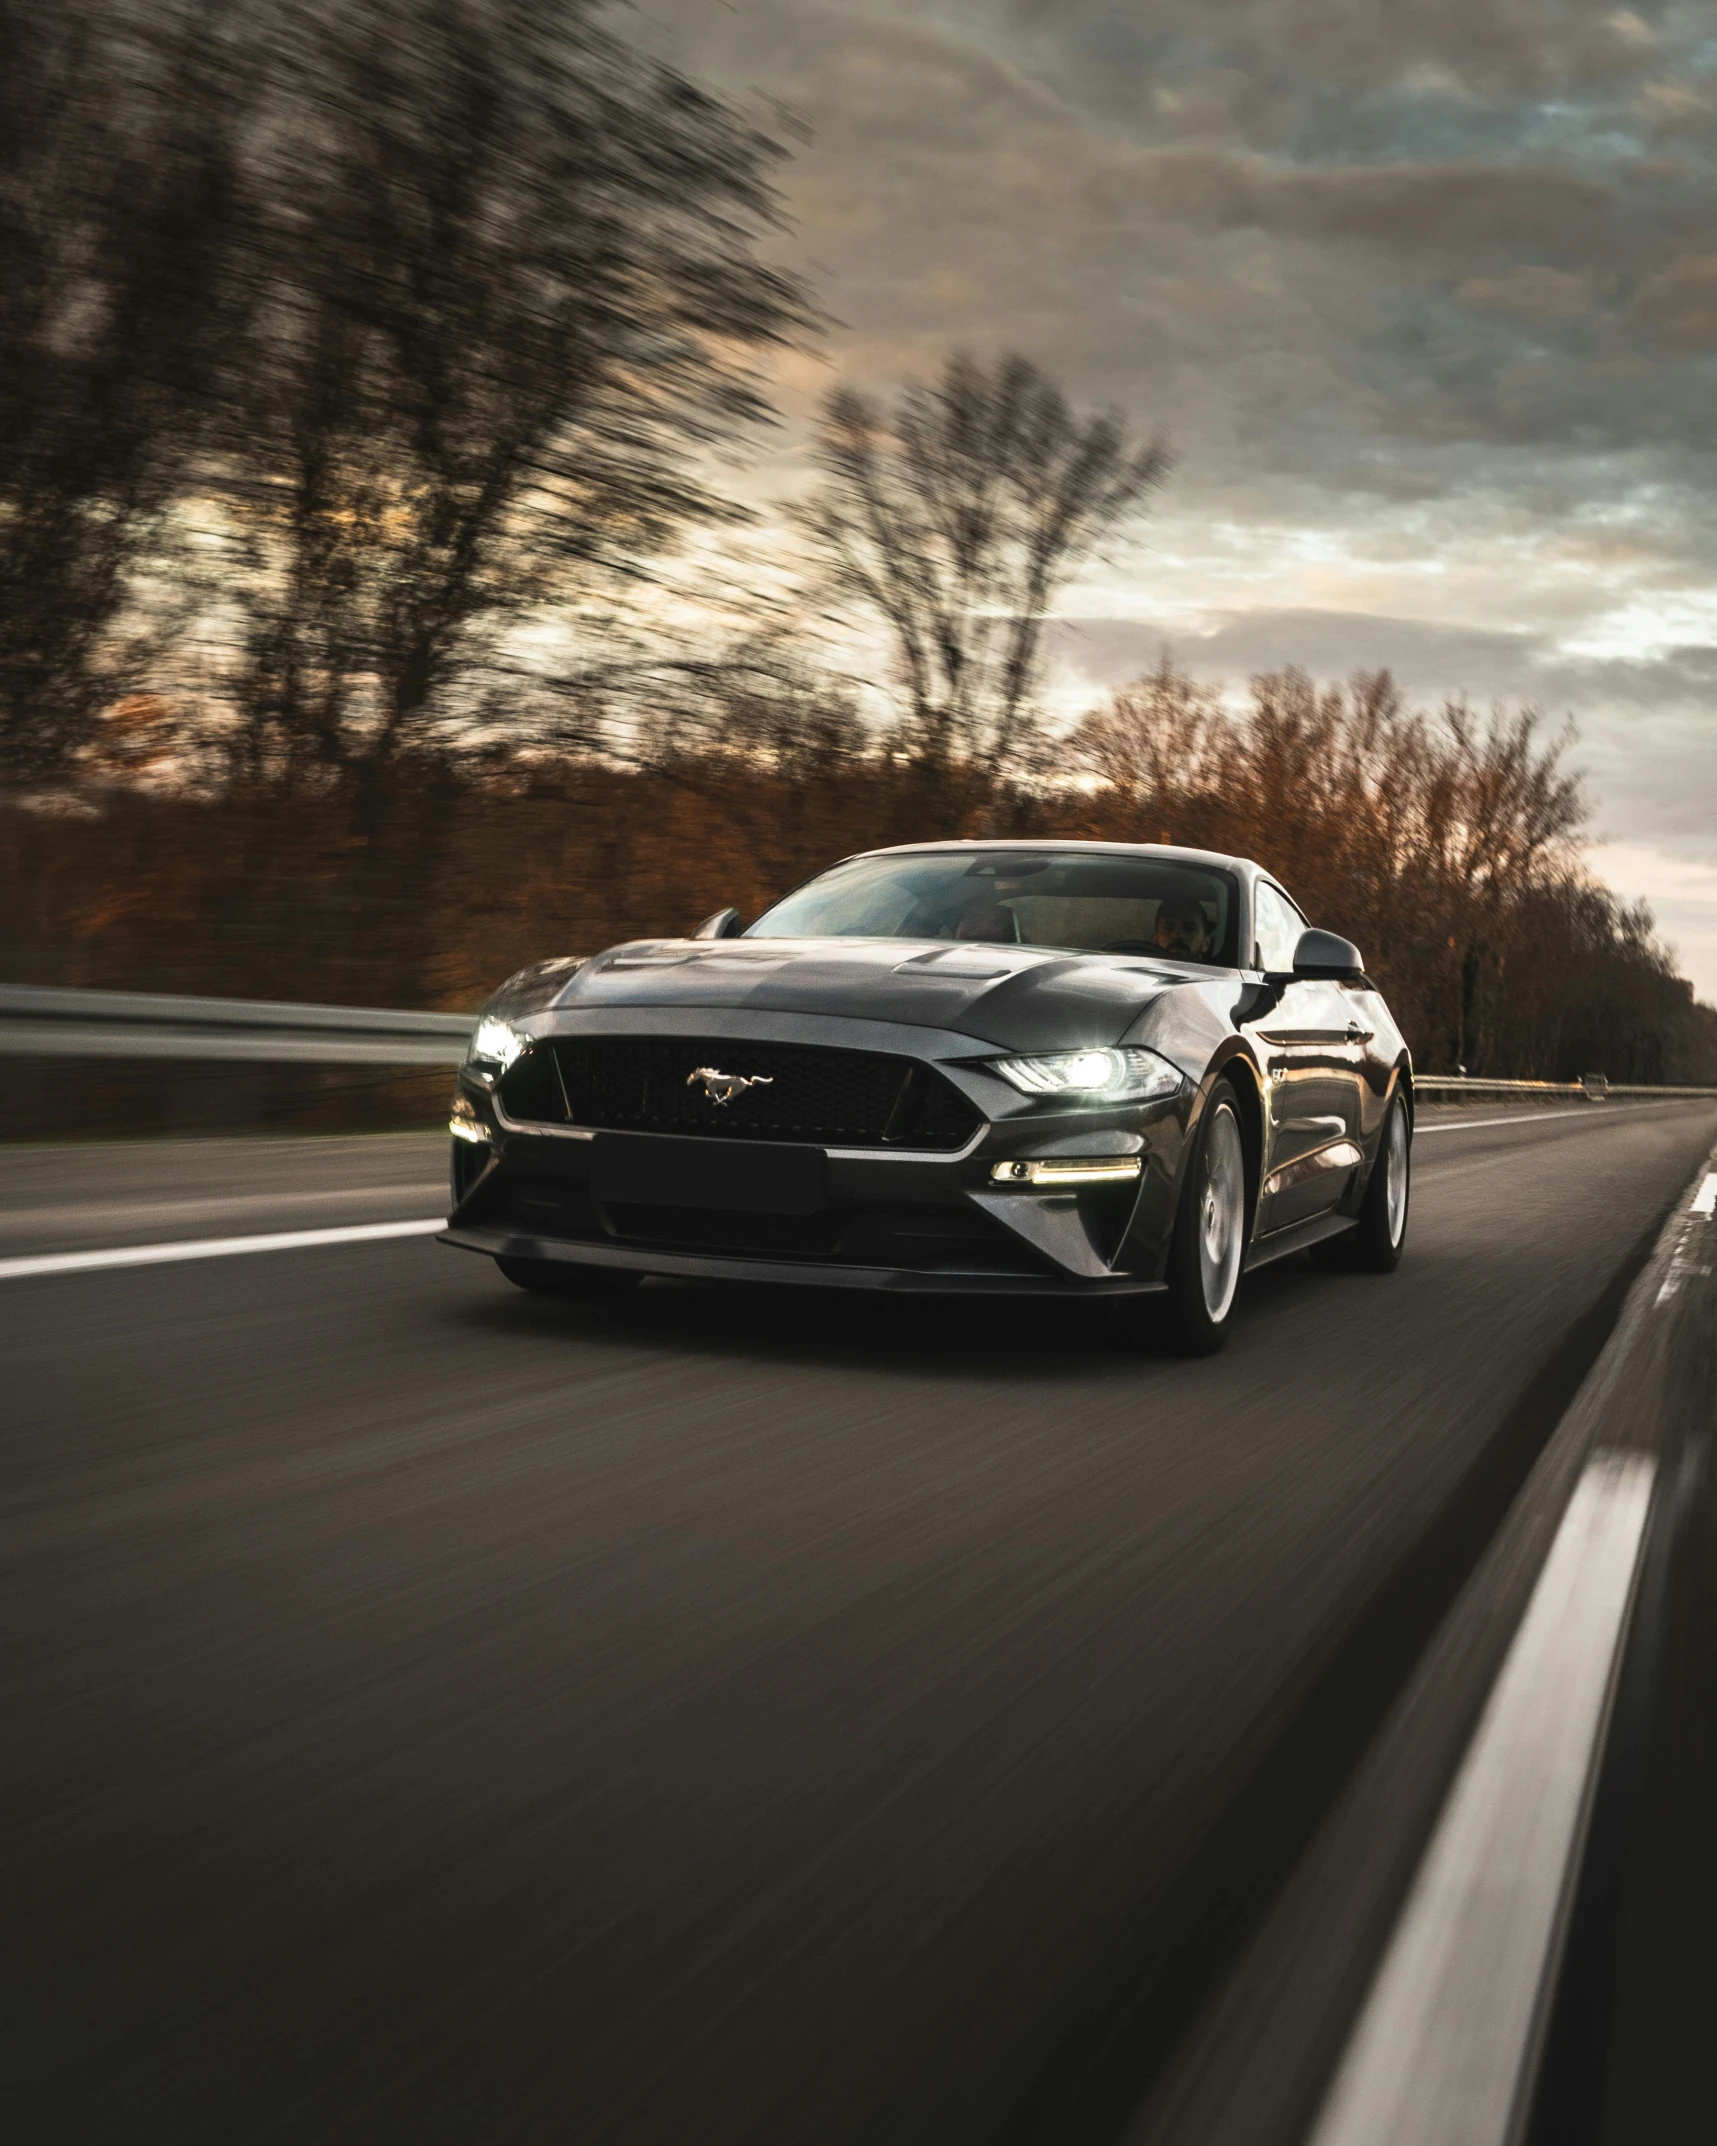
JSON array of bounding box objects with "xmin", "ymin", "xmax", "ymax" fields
[{"xmin": 1, "ymin": 0, "xmax": 1710, "ymax": 1084}]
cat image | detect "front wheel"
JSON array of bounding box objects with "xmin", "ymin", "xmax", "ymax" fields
[
  {"xmin": 496, "ymin": 1256, "xmax": 643, "ymax": 1300},
  {"xmin": 1116, "ymin": 1080, "xmax": 1250, "ymax": 1355}
]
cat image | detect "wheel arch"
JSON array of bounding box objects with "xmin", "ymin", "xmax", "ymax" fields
[
  {"xmin": 1346, "ymin": 1058, "xmax": 1414, "ymax": 1217},
  {"xmin": 1119, "ymin": 1045, "xmax": 1266, "ymax": 1284}
]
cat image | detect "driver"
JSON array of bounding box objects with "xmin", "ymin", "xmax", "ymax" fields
[{"xmin": 1153, "ymin": 895, "xmax": 1213, "ymax": 961}]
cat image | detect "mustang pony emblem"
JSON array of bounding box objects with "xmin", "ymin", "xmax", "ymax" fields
[{"xmin": 687, "ymin": 1066, "xmax": 774, "ymax": 1107}]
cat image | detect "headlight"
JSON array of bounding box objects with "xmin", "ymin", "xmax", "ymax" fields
[
  {"xmin": 468, "ymin": 1016, "xmax": 526, "ymax": 1071},
  {"xmin": 989, "ymin": 1046, "xmax": 1183, "ymax": 1103}
]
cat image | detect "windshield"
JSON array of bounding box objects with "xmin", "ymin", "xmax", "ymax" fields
[{"xmin": 748, "ymin": 851, "xmax": 1238, "ymax": 965}]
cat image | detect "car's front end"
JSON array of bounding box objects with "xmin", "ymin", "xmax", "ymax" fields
[{"xmin": 439, "ymin": 936, "xmax": 1219, "ymax": 1298}]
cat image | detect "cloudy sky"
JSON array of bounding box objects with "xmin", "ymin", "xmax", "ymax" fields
[{"xmin": 642, "ymin": 0, "xmax": 1717, "ymax": 995}]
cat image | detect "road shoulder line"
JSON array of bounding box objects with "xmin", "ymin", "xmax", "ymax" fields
[
  {"xmin": 1124, "ymin": 1136, "xmax": 1717, "ymax": 2146},
  {"xmin": 1307, "ymin": 1450, "xmax": 1655, "ymax": 2146},
  {"xmin": 1307, "ymin": 1150, "xmax": 1717, "ymax": 2146}
]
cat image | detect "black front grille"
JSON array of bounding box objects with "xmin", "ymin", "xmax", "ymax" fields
[{"xmin": 506, "ymin": 1037, "xmax": 980, "ymax": 1151}]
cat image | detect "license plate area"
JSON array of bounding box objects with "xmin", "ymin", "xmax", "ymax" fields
[{"xmin": 591, "ymin": 1132, "xmax": 827, "ymax": 1216}]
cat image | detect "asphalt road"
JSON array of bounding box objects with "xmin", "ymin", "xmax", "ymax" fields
[
  {"xmin": 0, "ymin": 1130, "xmax": 447, "ymax": 1257},
  {"xmin": 3, "ymin": 1100, "xmax": 1714, "ymax": 2145}
]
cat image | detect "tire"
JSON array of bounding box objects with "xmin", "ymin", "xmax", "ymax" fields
[
  {"xmin": 1115, "ymin": 1079, "xmax": 1250, "ymax": 1355},
  {"xmin": 496, "ymin": 1256, "xmax": 643, "ymax": 1300},
  {"xmin": 1315, "ymin": 1092, "xmax": 1410, "ymax": 1274}
]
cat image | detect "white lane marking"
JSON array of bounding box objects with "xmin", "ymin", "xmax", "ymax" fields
[
  {"xmin": 1417, "ymin": 1104, "xmax": 1681, "ymax": 1135},
  {"xmin": 1309, "ymin": 1450, "xmax": 1655, "ymax": 2146},
  {"xmin": 1693, "ymin": 1173, "xmax": 1717, "ymax": 1216},
  {"xmin": 0, "ymin": 1217, "xmax": 445, "ymax": 1281}
]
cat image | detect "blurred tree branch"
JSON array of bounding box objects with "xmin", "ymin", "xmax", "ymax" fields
[
  {"xmin": 0, "ymin": 0, "xmax": 239, "ymax": 786},
  {"xmin": 201, "ymin": 0, "xmax": 814, "ymax": 810},
  {"xmin": 803, "ymin": 352, "xmax": 1168, "ymax": 795}
]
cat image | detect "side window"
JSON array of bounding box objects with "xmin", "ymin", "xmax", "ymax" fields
[{"xmin": 1253, "ymin": 882, "xmax": 1307, "ymax": 973}]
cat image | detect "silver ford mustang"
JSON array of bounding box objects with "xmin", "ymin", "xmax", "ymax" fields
[{"xmin": 440, "ymin": 841, "xmax": 1413, "ymax": 1352}]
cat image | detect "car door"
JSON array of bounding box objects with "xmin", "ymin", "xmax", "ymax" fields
[{"xmin": 1248, "ymin": 881, "xmax": 1367, "ymax": 1230}]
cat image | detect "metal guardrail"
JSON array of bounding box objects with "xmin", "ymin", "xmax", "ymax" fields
[
  {"xmin": 1415, "ymin": 1075, "xmax": 1717, "ymax": 1100},
  {"xmin": 3, "ymin": 984, "xmax": 1715, "ymax": 1093},
  {"xmin": 0, "ymin": 983, "xmax": 475, "ymax": 1066}
]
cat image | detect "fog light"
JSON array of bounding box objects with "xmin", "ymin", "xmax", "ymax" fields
[{"xmin": 990, "ymin": 1157, "xmax": 1142, "ymax": 1186}]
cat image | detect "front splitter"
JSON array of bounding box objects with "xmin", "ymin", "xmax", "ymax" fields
[{"xmin": 438, "ymin": 1225, "xmax": 1166, "ymax": 1298}]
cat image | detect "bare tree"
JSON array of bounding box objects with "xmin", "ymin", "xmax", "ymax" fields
[
  {"xmin": 208, "ymin": 0, "xmax": 811, "ymax": 809},
  {"xmin": 804, "ymin": 352, "xmax": 1168, "ymax": 785},
  {"xmin": 0, "ymin": 0, "xmax": 236, "ymax": 786},
  {"xmin": 1071, "ymin": 661, "xmax": 1600, "ymax": 1073},
  {"xmin": 1423, "ymin": 701, "xmax": 1585, "ymax": 1068}
]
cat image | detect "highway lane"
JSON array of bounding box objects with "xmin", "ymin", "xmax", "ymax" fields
[
  {"xmin": 2, "ymin": 1101, "xmax": 1713, "ymax": 2145},
  {"xmin": 0, "ymin": 1130, "xmax": 446, "ymax": 1257},
  {"xmin": 0, "ymin": 1102, "xmax": 1624, "ymax": 1258}
]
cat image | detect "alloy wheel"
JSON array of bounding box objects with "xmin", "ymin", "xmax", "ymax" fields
[
  {"xmin": 1199, "ymin": 1103, "xmax": 1245, "ymax": 1323},
  {"xmin": 1385, "ymin": 1104, "xmax": 1409, "ymax": 1247}
]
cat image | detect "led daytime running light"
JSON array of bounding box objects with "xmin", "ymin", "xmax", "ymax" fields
[{"xmin": 990, "ymin": 1157, "xmax": 1142, "ymax": 1185}]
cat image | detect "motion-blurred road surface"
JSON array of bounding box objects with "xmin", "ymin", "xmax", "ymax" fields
[{"xmin": 4, "ymin": 1101, "xmax": 1713, "ymax": 2144}]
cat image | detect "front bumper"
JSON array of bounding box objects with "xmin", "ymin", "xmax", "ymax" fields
[{"xmin": 443, "ymin": 1011, "xmax": 1189, "ymax": 1296}]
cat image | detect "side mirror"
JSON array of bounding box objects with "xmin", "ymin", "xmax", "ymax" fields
[
  {"xmin": 1291, "ymin": 927, "xmax": 1365, "ymax": 981},
  {"xmin": 692, "ymin": 907, "xmax": 744, "ymax": 940}
]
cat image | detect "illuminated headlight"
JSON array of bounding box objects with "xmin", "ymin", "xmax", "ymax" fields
[
  {"xmin": 989, "ymin": 1046, "xmax": 1183, "ymax": 1103},
  {"xmin": 467, "ymin": 1016, "xmax": 525, "ymax": 1071}
]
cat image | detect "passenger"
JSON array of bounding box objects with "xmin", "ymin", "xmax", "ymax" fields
[{"xmin": 1153, "ymin": 896, "xmax": 1213, "ymax": 960}]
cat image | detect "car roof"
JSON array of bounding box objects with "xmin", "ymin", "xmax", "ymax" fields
[{"xmin": 848, "ymin": 838, "xmax": 1262, "ymax": 880}]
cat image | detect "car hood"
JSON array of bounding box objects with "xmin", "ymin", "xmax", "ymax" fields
[{"xmin": 544, "ymin": 937, "xmax": 1199, "ymax": 1054}]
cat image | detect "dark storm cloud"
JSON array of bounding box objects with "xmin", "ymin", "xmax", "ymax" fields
[
  {"xmin": 639, "ymin": 0, "xmax": 1717, "ymax": 985},
  {"xmin": 647, "ymin": 0, "xmax": 1717, "ymax": 458},
  {"xmin": 1007, "ymin": 0, "xmax": 1668, "ymax": 99},
  {"xmin": 1141, "ymin": 150, "xmax": 1617, "ymax": 257}
]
